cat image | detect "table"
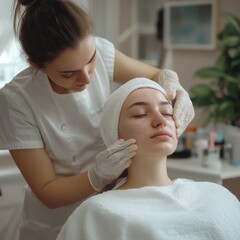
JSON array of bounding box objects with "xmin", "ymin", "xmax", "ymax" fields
[{"xmin": 167, "ymin": 157, "xmax": 240, "ymax": 185}]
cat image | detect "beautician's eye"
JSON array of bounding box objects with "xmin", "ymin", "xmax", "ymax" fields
[{"xmin": 61, "ymin": 72, "xmax": 74, "ymax": 78}]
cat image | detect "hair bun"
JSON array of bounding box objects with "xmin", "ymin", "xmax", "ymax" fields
[{"xmin": 19, "ymin": 0, "xmax": 35, "ymax": 6}]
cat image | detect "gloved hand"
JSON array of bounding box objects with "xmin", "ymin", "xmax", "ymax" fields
[
  {"xmin": 88, "ymin": 138, "xmax": 137, "ymax": 191},
  {"xmin": 158, "ymin": 69, "xmax": 195, "ymax": 137}
]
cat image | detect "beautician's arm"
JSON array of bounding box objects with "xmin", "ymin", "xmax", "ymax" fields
[
  {"xmin": 10, "ymin": 148, "xmax": 95, "ymax": 209},
  {"xmin": 113, "ymin": 50, "xmax": 160, "ymax": 85}
]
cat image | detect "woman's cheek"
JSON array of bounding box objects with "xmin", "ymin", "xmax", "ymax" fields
[{"xmin": 121, "ymin": 123, "xmax": 146, "ymax": 138}]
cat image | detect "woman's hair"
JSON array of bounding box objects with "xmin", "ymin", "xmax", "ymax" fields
[{"xmin": 13, "ymin": 0, "xmax": 94, "ymax": 68}]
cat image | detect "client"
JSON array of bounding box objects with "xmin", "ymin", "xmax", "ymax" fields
[{"xmin": 57, "ymin": 78, "xmax": 240, "ymax": 240}]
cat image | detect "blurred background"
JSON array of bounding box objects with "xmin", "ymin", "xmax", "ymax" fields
[
  {"xmin": 0, "ymin": 1, "xmax": 240, "ymax": 239},
  {"xmin": 1, "ymin": 0, "xmax": 240, "ymax": 126}
]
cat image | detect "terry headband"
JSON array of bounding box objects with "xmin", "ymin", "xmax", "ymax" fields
[{"xmin": 99, "ymin": 77, "xmax": 168, "ymax": 147}]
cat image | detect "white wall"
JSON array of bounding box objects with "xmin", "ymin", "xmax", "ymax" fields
[{"xmin": 171, "ymin": 0, "xmax": 240, "ymax": 125}]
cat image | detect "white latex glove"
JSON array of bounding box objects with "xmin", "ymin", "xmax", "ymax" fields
[
  {"xmin": 158, "ymin": 69, "xmax": 195, "ymax": 137},
  {"xmin": 88, "ymin": 138, "xmax": 137, "ymax": 191}
]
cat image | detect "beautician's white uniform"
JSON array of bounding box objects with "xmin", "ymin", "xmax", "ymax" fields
[{"xmin": 0, "ymin": 37, "xmax": 115, "ymax": 240}]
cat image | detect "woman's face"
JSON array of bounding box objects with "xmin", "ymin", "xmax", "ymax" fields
[
  {"xmin": 118, "ymin": 88, "xmax": 178, "ymax": 157},
  {"xmin": 43, "ymin": 35, "xmax": 97, "ymax": 94}
]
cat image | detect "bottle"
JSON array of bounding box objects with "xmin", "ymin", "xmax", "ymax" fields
[
  {"xmin": 195, "ymin": 127, "xmax": 208, "ymax": 161},
  {"xmin": 215, "ymin": 131, "xmax": 225, "ymax": 159},
  {"xmin": 223, "ymin": 143, "xmax": 233, "ymax": 162},
  {"xmin": 208, "ymin": 132, "xmax": 221, "ymax": 170},
  {"xmin": 185, "ymin": 125, "xmax": 198, "ymax": 156},
  {"xmin": 202, "ymin": 148, "xmax": 209, "ymax": 167}
]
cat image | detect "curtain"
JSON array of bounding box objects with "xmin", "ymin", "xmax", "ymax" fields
[{"xmin": 0, "ymin": 1, "xmax": 15, "ymax": 55}]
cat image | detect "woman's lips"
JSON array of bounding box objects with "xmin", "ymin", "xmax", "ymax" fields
[{"xmin": 150, "ymin": 130, "xmax": 172, "ymax": 138}]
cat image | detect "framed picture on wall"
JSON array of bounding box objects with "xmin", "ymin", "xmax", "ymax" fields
[{"xmin": 163, "ymin": 0, "xmax": 218, "ymax": 50}]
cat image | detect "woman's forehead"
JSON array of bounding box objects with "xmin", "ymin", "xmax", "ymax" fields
[{"xmin": 126, "ymin": 88, "xmax": 167, "ymax": 103}]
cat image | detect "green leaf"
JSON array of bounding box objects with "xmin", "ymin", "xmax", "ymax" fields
[
  {"xmin": 195, "ymin": 67, "xmax": 226, "ymax": 79},
  {"xmin": 190, "ymin": 84, "xmax": 216, "ymax": 106},
  {"xmin": 215, "ymin": 53, "xmax": 227, "ymax": 70},
  {"xmin": 193, "ymin": 12, "xmax": 240, "ymax": 126},
  {"xmin": 190, "ymin": 84, "xmax": 214, "ymax": 96},
  {"xmin": 223, "ymin": 12, "xmax": 240, "ymax": 33},
  {"xmin": 221, "ymin": 36, "xmax": 240, "ymax": 47},
  {"xmin": 227, "ymin": 82, "xmax": 240, "ymax": 100},
  {"xmin": 231, "ymin": 58, "xmax": 240, "ymax": 68},
  {"xmin": 228, "ymin": 48, "xmax": 239, "ymax": 58},
  {"xmin": 211, "ymin": 101, "xmax": 236, "ymax": 122},
  {"xmin": 221, "ymin": 102, "xmax": 237, "ymax": 121}
]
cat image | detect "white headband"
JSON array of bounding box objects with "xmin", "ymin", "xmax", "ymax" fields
[{"xmin": 99, "ymin": 77, "xmax": 168, "ymax": 147}]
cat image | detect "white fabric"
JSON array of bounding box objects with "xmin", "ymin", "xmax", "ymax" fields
[
  {"xmin": 100, "ymin": 78, "xmax": 167, "ymax": 147},
  {"xmin": 57, "ymin": 179, "xmax": 240, "ymax": 240},
  {"xmin": 0, "ymin": 37, "xmax": 114, "ymax": 176},
  {"xmin": 158, "ymin": 69, "xmax": 195, "ymax": 136},
  {"xmin": 88, "ymin": 139, "xmax": 137, "ymax": 191},
  {"xmin": 0, "ymin": 37, "xmax": 115, "ymax": 240},
  {"xmin": 0, "ymin": 0, "xmax": 14, "ymax": 55}
]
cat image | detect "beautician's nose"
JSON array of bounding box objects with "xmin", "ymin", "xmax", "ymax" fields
[
  {"xmin": 152, "ymin": 112, "xmax": 167, "ymax": 128},
  {"xmin": 77, "ymin": 67, "xmax": 90, "ymax": 84}
]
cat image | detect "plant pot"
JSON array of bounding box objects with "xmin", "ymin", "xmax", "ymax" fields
[{"xmin": 224, "ymin": 125, "xmax": 240, "ymax": 165}]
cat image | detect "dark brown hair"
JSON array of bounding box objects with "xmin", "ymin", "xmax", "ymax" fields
[{"xmin": 13, "ymin": 0, "xmax": 94, "ymax": 68}]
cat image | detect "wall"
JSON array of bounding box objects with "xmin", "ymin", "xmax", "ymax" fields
[
  {"xmin": 90, "ymin": 0, "xmax": 240, "ymax": 126},
  {"xmin": 171, "ymin": 0, "xmax": 240, "ymax": 125}
]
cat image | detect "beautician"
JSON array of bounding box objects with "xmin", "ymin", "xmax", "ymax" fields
[{"xmin": 0, "ymin": 0, "xmax": 194, "ymax": 239}]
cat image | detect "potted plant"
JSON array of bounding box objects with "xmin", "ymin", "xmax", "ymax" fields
[
  {"xmin": 190, "ymin": 12, "xmax": 240, "ymax": 128},
  {"xmin": 190, "ymin": 12, "xmax": 240, "ymax": 163}
]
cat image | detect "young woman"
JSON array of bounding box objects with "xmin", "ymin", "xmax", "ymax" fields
[
  {"xmin": 57, "ymin": 78, "xmax": 240, "ymax": 240},
  {"xmin": 0, "ymin": 0, "xmax": 194, "ymax": 239}
]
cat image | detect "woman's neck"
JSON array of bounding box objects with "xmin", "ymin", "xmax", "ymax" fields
[{"xmin": 119, "ymin": 156, "xmax": 172, "ymax": 190}]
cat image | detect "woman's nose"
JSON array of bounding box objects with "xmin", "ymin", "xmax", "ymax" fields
[{"xmin": 152, "ymin": 112, "xmax": 167, "ymax": 128}]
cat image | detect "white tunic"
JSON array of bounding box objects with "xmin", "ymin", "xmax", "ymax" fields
[
  {"xmin": 57, "ymin": 179, "xmax": 240, "ymax": 240},
  {"xmin": 0, "ymin": 37, "xmax": 115, "ymax": 240},
  {"xmin": 0, "ymin": 37, "xmax": 114, "ymax": 175}
]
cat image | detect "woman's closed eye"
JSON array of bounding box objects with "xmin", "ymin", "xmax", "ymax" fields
[
  {"xmin": 162, "ymin": 113, "xmax": 173, "ymax": 117},
  {"xmin": 132, "ymin": 113, "xmax": 147, "ymax": 118}
]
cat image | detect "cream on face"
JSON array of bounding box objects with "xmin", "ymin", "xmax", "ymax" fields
[{"xmin": 118, "ymin": 88, "xmax": 178, "ymax": 156}]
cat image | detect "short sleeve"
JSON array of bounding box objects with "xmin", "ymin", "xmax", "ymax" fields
[
  {"xmin": 95, "ymin": 37, "xmax": 115, "ymax": 82},
  {"xmin": 0, "ymin": 90, "xmax": 44, "ymax": 150}
]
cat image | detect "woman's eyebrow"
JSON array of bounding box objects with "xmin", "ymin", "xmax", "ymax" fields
[
  {"xmin": 57, "ymin": 49, "xmax": 97, "ymax": 73},
  {"xmin": 127, "ymin": 101, "xmax": 171, "ymax": 110}
]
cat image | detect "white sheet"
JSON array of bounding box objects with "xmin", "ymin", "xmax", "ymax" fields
[{"xmin": 57, "ymin": 179, "xmax": 240, "ymax": 240}]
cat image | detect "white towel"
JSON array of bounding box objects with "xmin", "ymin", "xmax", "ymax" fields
[
  {"xmin": 99, "ymin": 78, "xmax": 167, "ymax": 147},
  {"xmin": 57, "ymin": 179, "xmax": 240, "ymax": 240}
]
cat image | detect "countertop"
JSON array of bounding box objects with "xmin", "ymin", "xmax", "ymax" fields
[{"xmin": 167, "ymin": 157, "xmax": 240, "ymax": 183}]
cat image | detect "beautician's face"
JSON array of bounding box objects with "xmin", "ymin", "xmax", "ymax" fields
[
  {"xmin": 43, "ymin": 35, "xmax": 97, "ymax": 94},
  {"xmin": 118, "ymin": 88, "xmax": 178, "ymax": 156}
]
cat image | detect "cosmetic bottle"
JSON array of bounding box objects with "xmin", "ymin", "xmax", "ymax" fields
[
  {"xmin": 215, "ymin": 131, "xmax": 225, "ymax": 159},
  {"xmin": 185, "ymin": 125, "xmax": 198, "ymax": 155},
  {"xmin": 195, "ymin": 128, "xmax": 208, "ymax": 162},
  {"xmin": 202, "ymin": 132, "xmax": 221, "ymax": 170},
  {"xmin": 223, "ymin": 143, "xmax": 233, "ymax": 162}
]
